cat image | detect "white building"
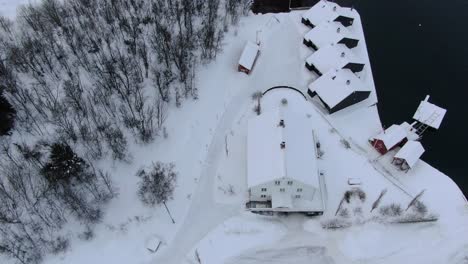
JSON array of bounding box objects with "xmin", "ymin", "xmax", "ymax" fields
[
  {"xmin": 303, "ymin": 21, "xmax": 359, "ymax": 51},
  {"xmin": 413, "ymin": 95, "xmax": 447, "ymax": 130},
  {"xmin": 301, "ymin": 0, "xmax": 356, "ymax": 28},
  {"xmin": 305, "ymin": 43, "xmax": 365, "ymax": 76},
  {"xmin": 308, "ymin": 68, "xmax": 370, "ymax": 113},
  {"xmin": 393, "ymin": 141, "xmax": 425, "ymax": 171},
  {"xmin": 246, "ymin": 108, "xmax": 325, "ymax": 214}
]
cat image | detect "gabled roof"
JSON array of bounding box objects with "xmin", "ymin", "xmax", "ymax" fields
[
  {"xmin": 239, "ymin": 41, "xmax": 260, "ymax": 71},
  {"xmin": 304, "ymin": 21, "xmax": 358, "ymax": 50},
  {"xmin": 302, "ymin": 0, "xmax": 356, "ymax": 27},
  {"xmin": 247, "ymin": 109, "xmax": 319, "ymax": 189},
  {"xmin": 374, "ymin": 124, "xmax": 407, "ymax": 149},
  {"xmin": 308, "ymin": 68, "xmax": 369, "ymax": 108},
  {"xmin": 413, "ymin": 95, "xmax": 447, "ymax": 129},
  {"xmin": 306, "ymin": 44, "xmax": 364, "ymax": 74},
  {"xmin": 395, "ymin": 141, "xmax": 425, "ymax": 168}
]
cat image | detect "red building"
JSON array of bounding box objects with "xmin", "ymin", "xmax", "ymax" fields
[
  {"xmin": 238, "ymin": 42, "xmax": 260, "ymax": 75},
  {"xmin": 369, "ymin": 124, "xmax": 407, "ymax": 155}
]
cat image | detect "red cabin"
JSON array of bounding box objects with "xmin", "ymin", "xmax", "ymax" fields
[
  {"xmin": 370, "ymin": 124, "xmax": 407, "ymax": 155},
  {"xmin": 238, "ymin": 41, "xmax": 260, "ymax": 75}
]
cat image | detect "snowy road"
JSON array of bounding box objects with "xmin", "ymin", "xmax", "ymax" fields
[{"xmin": 153, "ymin": 83, "xmax": 255, "ymax": 264}]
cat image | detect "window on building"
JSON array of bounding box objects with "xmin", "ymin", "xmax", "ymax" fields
[
  {"xmin": 261, "ymin": 194, "xmax": 266, "ymax": 198},
  {"xmin": 295, "ymin": 195, "xmax": 301, "ymax": 198},
  {"xmin": 261, "ymin": 188, "xmax": 267, "ymax": 192},
  {"xmin": 297, "ymin": 188, "xmax": 302, "ymax": 192},
  {"xmin": 275, "ymin": 181, "xmax": 280, "ymax": 185},
  {"xmin": 287, "ymin": 181, "xmax": 293, "ymax": 185},
  {"xmin": 280, "ymin": 188, "xmax": 285, "ymax": 192}
]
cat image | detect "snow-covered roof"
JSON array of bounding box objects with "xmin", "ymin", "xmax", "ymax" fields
[
  {"xmin": 302, "ymin": 0, "xmax": 356, "ymax": 27},
  {"xmin": 308, "ymin": 68, "xmax": 369, "ymax": 108},
  {"xmin": 374, "ymin": 124, "xmax": 407, "ymax": 149},
  {"xmin": 304, "ymin": 21, "xmax": 358, "ymax": 50},
  {"xmin": 247, "ymin": 108, "xmax": 319, "ymax": 189},
  {"xmin": 306, "ymin": 44, "xmax": 364, "ymax": 74},
  {"xmin": 394, "ymin": 141, "xmax": 425, "ymax": 168},
  {"xmin": 413, "ymin": 95, "xmax": 447, "ymax": 129},
  {"xmin": 238, "ymin": 41, "xmax": 260, "ymax": 71}
]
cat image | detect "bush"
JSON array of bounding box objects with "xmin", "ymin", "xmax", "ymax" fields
[
  {"xmin": 340, "ymin": 139, "xmax": 351, "ymax": 149},
  {"xmin": 379, "ymin": 203, "xmax": 403, "ymax": 217},
  {"xmin": 411, "ymin": 201, "xmax": 428, "ymax": 216},
  {"xmin": 321, "ymin": 218, "xmax": 351, "ymax": 229},
  {"xmin": 136, "ymin": 162, "xmax": 177, "ymax": 207},
  {"xmin": 338, "ymin": 208, "xmax": 350, "ymax": 218}
]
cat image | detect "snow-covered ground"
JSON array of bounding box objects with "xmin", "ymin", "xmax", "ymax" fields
[{"xmin": 1, "ymin": 2, "xmax": 467, "ymax": 264}]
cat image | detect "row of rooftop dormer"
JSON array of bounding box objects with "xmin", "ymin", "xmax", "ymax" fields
[{"xmin": 302, "ymin": 0, "xmax": 371, "ymax": 114}]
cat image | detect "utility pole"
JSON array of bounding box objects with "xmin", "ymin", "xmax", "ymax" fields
[{"xmin": 163, "ymin": 201, "xmax": 175, "ymax": 224}]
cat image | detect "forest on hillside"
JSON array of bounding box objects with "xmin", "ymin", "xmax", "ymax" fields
[{"xmin": 0, "ymin": 0, "xmax": 249, "ymax": 263}]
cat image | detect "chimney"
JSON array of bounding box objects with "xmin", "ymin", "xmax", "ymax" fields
[
  {"xmin": 333, "ymin": 6, "xmax": 337, "ymax": 11},
  {"xmin": 280, "ymin": 141, "xmax": 286, "ymax": 149},
  {"xmin": 337, "ymin": 27, "xmax": 341, "ymax": 33},
  {"xmin": 346, "ymin": 80, "xmax": 351, "ymax": 85},
  {"xmin": 341, "ymin": 52, "xmax": 345, "ymax": 58}
]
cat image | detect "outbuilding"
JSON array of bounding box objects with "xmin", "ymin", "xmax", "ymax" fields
[
  {"xmin": 392, "ymin": 141, "xmax": 425, "ymax": 172},
  {"xmin": 238, "ymin": 41, "xmax": 260, "ymax": 74},
  {"xmin": 305, "ymin": 44, "xmax": 365, "ymax": 76},
  {"xmin": 308, "ymin": 68, "xmax": 370, "ymax": 113},
  {"xmin": 303, "ymin": 21, "xmax": 359, "ymax": 50},
  {"xmin": 369, "ymin": 124, "xmax": 407, "ymax": 155},
  {"xmin": 301, "ymin": 1, "xmax": 356, "ymax": 28},
  {"xmin": 246, "ymin": 108, "xmax": 325, "ymax": 215}
]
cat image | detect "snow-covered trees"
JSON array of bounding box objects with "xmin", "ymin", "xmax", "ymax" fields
[
  {"xmin": 136, "ymin": 162, "xmax": 177, "ymax": 207},
  {"xmin": 0, "ymin": 141, "xmax": 116, "ymax": 264}
]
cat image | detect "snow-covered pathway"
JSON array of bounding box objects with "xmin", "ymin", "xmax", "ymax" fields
[{"xmin": 152, "ymin": 78, "xmax": 258, "ymax": 264}]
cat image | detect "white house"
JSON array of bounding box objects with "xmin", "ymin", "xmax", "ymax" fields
[
  {"xmin": 308, "ymin": 68, "xmax": 370, "ymax": 114},
  {"xmin": 305, "ymin": 43, "xmax": 365, "ymax": 76},
  {"xmin": 393, "ymin": 141, "xmax": 425, "ymax": 171},
  {"xmin": 246, "ymin": 108, "xmax": 325, "ymax": 215},
  {"xmin": 413, "ymin": 95, "xmax": 447, "ymax": 130},
  {"xmin": 303, "ymin": 21, "xmax": 359, "ymax": 51},
  {"xmin": 301, "ymin": 0, "xmax": 356, "ymax": 28}
]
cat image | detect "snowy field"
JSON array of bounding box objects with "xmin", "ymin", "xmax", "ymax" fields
[{"xmin": 1, "ymin": 2, "xmax": 468, "ymax": 264}]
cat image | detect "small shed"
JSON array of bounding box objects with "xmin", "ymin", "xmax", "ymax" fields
[
  {"xmin": 305, "ymin": 44, "xmax": 364, "ymax": 76},
  {"xmin": 301, "ymin": 1, "xmax": 356, "ymax": 28},
  {"xmin": 308, "ymin": 68, "xmax": 370, "ymax": 113},
  {"xmin": 392, "ymin": 141, "xmax": 425, "ymax": 171},
  {"xmin": 413, "ymin": 95, "xmax": 447, "ymax": 130},
  {"xmin": 370, "ymin": 124, "xmax": 407, "ymax": 155},
  {"xmin": 303, "ymin": 21, "xmax": 359, "ymax": 51},
  {"xmin": 238, "ymin": 41, "xmax": 260, "ymax": 74}
]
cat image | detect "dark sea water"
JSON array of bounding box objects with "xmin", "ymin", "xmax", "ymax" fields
[{"xmin": 352, "ymin": 0, "xmax": 468, "ymax": 198}]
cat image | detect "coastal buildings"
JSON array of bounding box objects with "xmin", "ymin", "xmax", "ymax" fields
[
  {"xmin": 393, "ymin": 141, "xmax": 425, "ymax": 172},
  {"xmin": 303, "ymin": 1, "xmax": 371, "ymax": 114},
  {"xmin": 370, "ymin": 124, "xmax": 408, "ymax": 155},
  {"xmin": 246, "ymin": 105, "xmax": 325, "ymax": 215},
  {"xmin": 308, "ymin": 68, "xmax": 370, "ymax": 113}
]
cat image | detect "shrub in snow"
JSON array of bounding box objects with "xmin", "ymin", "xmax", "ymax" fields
[
  {"xmin": 379, "ymin": 203, "xmax": 403, "ymax": 217},
  {"xmin": 78, "ymin": 226, "xmax": 95, "ymax": 241},
  {"xmin": 338, "ymin": 208, "xmax": 350, "ymax": 218},
  {"xmin": 252, "ymin": 91, "xmax": 263, "ymax": 115},
  {"xmin": 344, "ymin": 188, "xmax": 366, "ymax": 203},
  {"xmin": 410, "ymin": 201, "xmax": 428, "ymax": 216},
  {"xmin": 136, "ymin": 162, "xmax": 177, "ymax": 207},
  {"xmin": 395, "ymin": 213, "xmax": 438, "ymax": 223},
  {"xmin": 340, "ymin": 139, "xmax": 351, "ymax": 149},
  {"xmin": 321, "ymin": 218, "xmax": 351, "ymax": 229},
  {"xmin": 353, "ymin": 207, "xmax": 363, "ymax": 217}
]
